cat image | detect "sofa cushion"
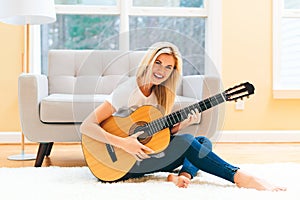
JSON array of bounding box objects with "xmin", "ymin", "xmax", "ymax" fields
[
  {"xmin": 40, "ymin": 94, "xmax": 201, "ymax": 123},
  {"xmin": 40, "ymin": 94, "xmax": 107, "ymax": 123},
  {"xmin": 48, "ymin": 50, "xmax": 146, "ymax": 95}
]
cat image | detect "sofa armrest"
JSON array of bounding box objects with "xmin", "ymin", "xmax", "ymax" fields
[
  {"xmin": 199, "ymin": 75, "xmax": 221, "ymax": 139},
  {"xmin": 182, "ymin": 75, "xmax": 205, "ymax": 100},
  {"xmin": 18, "ymin": 73, "xmax": 48, "ymax": 105},
  {"xmin": 18, "ymin": 73, "xmax": 48, "ymax": 137},
  {"xmin": 179, "ymin": 75, "xmax": 222, "ymax": 139}
]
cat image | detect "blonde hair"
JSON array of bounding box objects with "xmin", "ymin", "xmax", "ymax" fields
[{"xmin": 136, "ymin": 42, "xmax": 183, "ymax": 114}]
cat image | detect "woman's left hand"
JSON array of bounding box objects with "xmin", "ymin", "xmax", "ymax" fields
[
  {"xmin": 184, "ymin": 109, "xmax": 201, "ymax": 126},
  {"xmin": 186, "ymin": 109, "xmax": 201, "ymax": 125},
  {"xmin": 177, "ymin": 109, "xmax": 201, "ymax": 131}
]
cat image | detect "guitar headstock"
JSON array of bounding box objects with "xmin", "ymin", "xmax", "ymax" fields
[{"xmin": 224, "ymin": 82, "xmax": 255, "ymax": 101}]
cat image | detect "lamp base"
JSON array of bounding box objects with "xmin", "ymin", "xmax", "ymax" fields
[{"xmin": 8, "ymin": 151, "xmax": 36, "ymax": 161}]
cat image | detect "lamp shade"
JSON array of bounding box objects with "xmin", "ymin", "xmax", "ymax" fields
[{"xmin": 0, "ymin": 0, "xmax": 56, "ymax": 25}]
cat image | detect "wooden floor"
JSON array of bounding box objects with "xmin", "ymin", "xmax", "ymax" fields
[{"xmin": 0, "ymin": 142, "xmax": 300, "ymax": 168}]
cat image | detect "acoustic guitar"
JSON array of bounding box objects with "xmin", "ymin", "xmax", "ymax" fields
[{"xmin": 82, "ymin": 82, "xmax": 255, "ymax": 182}]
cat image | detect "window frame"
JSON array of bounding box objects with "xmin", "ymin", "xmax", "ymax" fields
[
  {"xmin": 273, "ymin": 0, "xmax": 300, "ymax": 98},
  {"xmin": 30, "ymin": 0, "xmax": 222, "ymax": 75}
]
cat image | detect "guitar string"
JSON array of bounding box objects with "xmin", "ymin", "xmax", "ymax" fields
[{"xmin": 146, "ymin": 93, "xmax": 225, "ymax": 136}]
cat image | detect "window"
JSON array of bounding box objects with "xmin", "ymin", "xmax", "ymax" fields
[
  {"xmin": 40, "ymin": 14, "xmax": 119, "ymax": 72},
  {"xmin": 273, "ymin": 0, "xmax": 300, "ymax": 98},
  {"xmin": 34, "ymin": 0, "xmax": 221, "ymax": 76},
  {"xmin": 55, "ymin": 0, "xmax": 117, "ymax": 6}
]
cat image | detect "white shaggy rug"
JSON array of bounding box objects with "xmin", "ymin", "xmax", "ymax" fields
[{"xmin": 1, "ymin": 163, "xmax": 299, "ymax": 200}]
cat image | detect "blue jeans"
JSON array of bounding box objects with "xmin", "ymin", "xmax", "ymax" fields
[
  {"xmin": 120, "ymin": 134, "xmax": 239, "ymax": 183},
  {"xmin": 179, "ymin": 136, "xmax": 213, "ymax": 178}
]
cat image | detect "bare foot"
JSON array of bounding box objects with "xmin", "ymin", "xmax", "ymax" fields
[
  {"xmin": 167, "ymin": 173, "xmax": 191, "ymax": 188},
  {"xmin": 234, "ymin": 170, "xmax": 287, "ymax": 192}
]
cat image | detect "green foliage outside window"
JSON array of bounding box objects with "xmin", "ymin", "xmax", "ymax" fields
[{"xmin": 41, "ymin": 1, "xmax": 206, "ymax": 74}]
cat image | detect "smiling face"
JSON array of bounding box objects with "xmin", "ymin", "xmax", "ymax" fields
[
  {"xmin": 150, "ymin": 53, "xmax": 175, "ymax": 85},
  {"xmin": 136, "ymin": 42, "xmax": 182, "ymax": 113}
]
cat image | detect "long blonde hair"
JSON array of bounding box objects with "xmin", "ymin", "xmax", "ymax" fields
[{"xmin": 136, "ymin": 42, "xmax": 183, "ymax": 114}]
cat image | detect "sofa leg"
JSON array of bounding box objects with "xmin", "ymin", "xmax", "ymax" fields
[
  {"xmin": 35, "ymin": 143, "xmax": 53, "ymax": 167},
  {"xmin": 45, "ymin": 142, "xmax": 54, "ymax": 156}
]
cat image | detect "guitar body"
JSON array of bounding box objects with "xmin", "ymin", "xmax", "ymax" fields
[{"xmin": 82, "ymin": 105, "xmax": 171, "ymax": 182}]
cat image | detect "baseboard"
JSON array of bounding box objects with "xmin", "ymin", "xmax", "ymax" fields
[
  {"xmin": 0, "ymin": 132, "xmax": 32, "ymax": 144},
  {"xmin": 1, "ymin": 131, "xmax": 300, "ymax": 143},
  {"xmin": 216, "ymin": 130, "xmax": 300, "ymax": 142}
]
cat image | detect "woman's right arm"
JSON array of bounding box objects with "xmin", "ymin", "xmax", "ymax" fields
[
  {"xmin": 80, "ymin": 101, "xmax": 126, "ymax": 148},
  {"xmin": 80, "ymin": 101, "xmax": 154, "ymax": 160}
]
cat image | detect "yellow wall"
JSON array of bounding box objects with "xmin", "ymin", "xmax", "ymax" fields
[
  {"xmin": 222, "ymin": 0, "xmax": 300, "ymax": 130},
  {"xmin": 1, "ymin": 0, "xmax": 300, "ymax": 132},
  {"xmin": 0, "ymin": 23, "xmax": 23, "ymax": 131}
]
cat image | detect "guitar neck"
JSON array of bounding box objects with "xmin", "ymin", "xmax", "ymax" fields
[{"xmin": 146, "ymin": 92, "xmax": 226, "ymax": 135}]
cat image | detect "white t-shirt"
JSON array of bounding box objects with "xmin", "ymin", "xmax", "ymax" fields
[{"xmin": 106, "ymin": 77, "xmax": 158, "ymax": 113}]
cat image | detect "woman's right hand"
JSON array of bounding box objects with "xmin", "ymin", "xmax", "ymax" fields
[{"xmin": 121, "ymin": 131, "xmax": 155, "ymax": 161}]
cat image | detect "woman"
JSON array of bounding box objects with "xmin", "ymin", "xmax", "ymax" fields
[{"xmin": 80, "ymin": 42, "xmax": 285, "ymax": 191}]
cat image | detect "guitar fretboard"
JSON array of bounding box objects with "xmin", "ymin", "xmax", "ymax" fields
[{"xmin": 145, "ymin": 92, "xmax": 226, "ymax": 135}]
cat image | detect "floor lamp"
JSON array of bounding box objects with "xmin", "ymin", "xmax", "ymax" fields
[{"xmin": 0, "ymin": 0, "xmax": 56, "ymax": 160}]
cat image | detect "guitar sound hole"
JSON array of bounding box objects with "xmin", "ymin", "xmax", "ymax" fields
[
  {"xmin": 129, "ymin": 121, "xmax": 152, "ymax": 145},
  {"xmin": 137, "ymin": 132, "xmax": 151, "ymax": 144}
]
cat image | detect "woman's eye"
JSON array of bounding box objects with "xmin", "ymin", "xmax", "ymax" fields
[{"xmin": 155, "ymin": 60, "xmax": 161, "ymax": 65}]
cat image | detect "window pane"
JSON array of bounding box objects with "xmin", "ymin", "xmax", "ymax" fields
[
  {"xmin": 55, "ymin": 0, "xmax": 116, "ymax": 6},
  {"xmin": 130, "ymin": 16, "xmax": 206, "ymax": 75},
  {"xmin": 284, "ymin": 0, "xmax": 300, "ymax": 9},
  {"xmin": 280, "ymin": 18, "xmax": 300, "ymax": 88},
  {"xmin": 41, "ymin": 14, "xmax": 119, "ymax": 74},
  {"xmin": 133, "ymin": 0, "xmax": 204, "ymax": 8}
]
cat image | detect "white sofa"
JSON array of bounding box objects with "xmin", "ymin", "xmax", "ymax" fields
[{"xmin": 18, "ymin": 50, "xmax": 220, "ymax": 167}]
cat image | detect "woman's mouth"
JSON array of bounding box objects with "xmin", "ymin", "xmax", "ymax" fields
[{"xmin": 153, "ymin": 73, "xmax": 164, "ymax": 79}]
